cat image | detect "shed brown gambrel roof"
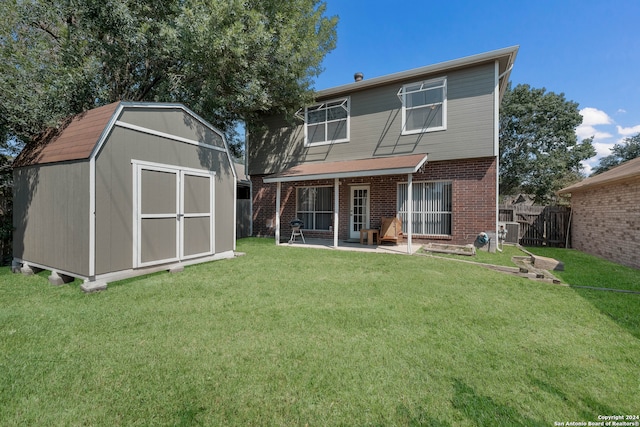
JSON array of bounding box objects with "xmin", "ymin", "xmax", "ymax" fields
[
  {"xmin": 13, "ymin": 102, "xmax": 121, "ymax": 167},
  {"xmin": 558, "ymin": 156, "xmax": 640, "ymax": 194}
]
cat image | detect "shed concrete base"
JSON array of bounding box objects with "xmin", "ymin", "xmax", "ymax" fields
[
  {"xmin": 20, "ymin": 263, "xmax": 43, "ymax": 276},
  {"xmin": 48, "ymin": 271, "xmax": 75, "ymax": 286},
  {"xmin": 81, "ymin": 281, "xmax": 108, "ymax": 293}
]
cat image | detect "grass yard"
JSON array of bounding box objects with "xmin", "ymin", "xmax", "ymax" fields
[{"xmin": 1, "ymin": 238, "xmax": 639, "ymax": 426}]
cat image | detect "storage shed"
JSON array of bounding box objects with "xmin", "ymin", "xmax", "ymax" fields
[
  {"xmin": 558, "ymin": 157, "xmax": 640, "ymax": 269},
  {"xmin": 13, "ymin": 102, "xmax": 238, "ymax": 291}
]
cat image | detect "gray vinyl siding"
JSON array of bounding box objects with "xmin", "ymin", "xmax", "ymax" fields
[
  {"xmin": 249, "ymin": 63, "xmax": 496, "ymax": 175},
  {"xmin": 119, "ymin": 108, "xmax": 226, "ymax": 150},
  {"xmin": 13, "ymin": 162, "xmax": 90, "ymax": 276},
  {"xmin": 94, "ymin": 124, "xmax": 235, "ymax": 275}
]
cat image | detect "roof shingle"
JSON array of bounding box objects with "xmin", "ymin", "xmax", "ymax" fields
[
  {"xmin": 13, "ymin": 102, "xmax": 121, "ymax": 167},
  {"xmin": 558, "ymin": 157, "xmax": 640, "ymax": 194}
]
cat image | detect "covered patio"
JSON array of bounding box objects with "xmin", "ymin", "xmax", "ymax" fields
[{"xmin": 262, "ymin": 153, "xmax": 429, "ymax": 255}]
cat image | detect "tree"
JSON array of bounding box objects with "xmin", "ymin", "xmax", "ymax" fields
[
  {"xmin": 499, "ymin": 84, "xmax": 595, "ymax": 204},
  {"xmin": 591, "ymin": 133, "xmax": 640, "ymax": 175},
  {"xmin": 0, "ymin": 0, "xmax": 337, "ymax": 156}
]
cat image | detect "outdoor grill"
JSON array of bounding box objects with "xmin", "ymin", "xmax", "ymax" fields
[{"xmin": 289, "ymin": 219, "xmax": 305, "ymax": 244}]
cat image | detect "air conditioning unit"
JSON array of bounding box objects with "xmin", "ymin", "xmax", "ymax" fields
[{"xmin": 498, "ymin": 221, "xmax": 520, "ymax": 244}]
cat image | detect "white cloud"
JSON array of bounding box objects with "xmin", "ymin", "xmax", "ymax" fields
[
  {"xmin": 579, "ymin": 107, "xmax": 613, "ymax": 126},
  {"xmin": 593, "ymin": 141, "xmax": 614, "ymax": 157},
  {"xmin": 574, "ymin": 107, "xmax": 618, "ymax": 176},
  {"xmin": 617, "ymin": 124, "xmax": 640, "ymax": 136},
  {"xmin": 577, "ymin": 107, "xmax": 614, "ymax": 142},
  {"xmin": 617, "ymin": 108, "xmax": 627, "ymax": 114},
  {"xmin": 576, "ymin": 125, "xmax": 612, "ymax": 140}
]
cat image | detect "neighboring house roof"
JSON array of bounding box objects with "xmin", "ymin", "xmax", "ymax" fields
[
  {"xmin": 502, "ymin": 194, "xmax": 535, "ymax": 206},
  {"xmin": 263, "ymin": 153, "xmax": 429, "ymax": 183},
  {"xmin": 558, "ymin": 157, "xmax": 640, "ymax": 194},
  {"xmin": 317, "ymin": 45, "xmax": 518, "ymax": 101}
]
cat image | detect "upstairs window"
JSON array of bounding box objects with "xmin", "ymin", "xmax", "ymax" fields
[
  {"xmin": 398, "ymin": 77, "xmax": 447, "ymax": 135},
  {"xmin": 304, "ymin": 98, "xmax": 350, "ymax": 146}
]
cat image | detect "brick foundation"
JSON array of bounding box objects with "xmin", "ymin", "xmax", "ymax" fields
[{"xmin": 251, "ymin": 157, "xmax": 497, "ymax": 246}]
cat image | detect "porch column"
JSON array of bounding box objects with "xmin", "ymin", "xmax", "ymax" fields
[
  {"xmin": 407, "ymin": 173, "xmax": 413, "ymax": 254},
  {"xmin": 333, "ymin": 178, "xmax": 339, "ymax": 248},
  {"xmin": 275, "ymin": 181, "xmax": 281, "ymax": 245}
]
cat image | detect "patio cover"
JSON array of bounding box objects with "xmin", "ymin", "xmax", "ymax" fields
[{"xmin": 262, "ymin": 153, "xmax": 428, "ymax": 183}]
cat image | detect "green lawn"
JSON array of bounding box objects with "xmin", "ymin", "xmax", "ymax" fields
[{"xmin": 1, "ymin": 238, "xmax": 638, "ymax": 426}]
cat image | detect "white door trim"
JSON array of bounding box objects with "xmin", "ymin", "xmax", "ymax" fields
[{"xmin": 349, "ymin": 185, "xmax": 370, "ymax": 240}]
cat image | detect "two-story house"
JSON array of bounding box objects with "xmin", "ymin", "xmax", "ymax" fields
[{"xmin": 247, "ymin": 46, "xmax": 518, "ymax": 251}]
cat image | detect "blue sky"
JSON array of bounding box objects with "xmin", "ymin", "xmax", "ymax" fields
[{"xmin": 314, "ymin": 0, "xmax": 640, "ymax": 174}]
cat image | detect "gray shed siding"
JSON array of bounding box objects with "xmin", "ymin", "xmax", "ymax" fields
[
  {"xmin": 119, "ymin": 108, "xmax": 226, "ymax": 150},
  {"xmin": 249, "ymin": 63, "xmax": 496, "ymax": 175},
  {"xmin": 94, "ymin": 123, "xmax": 235, "ymax": 276},
  {"xmin": 13, "ymin": 162, "xmax": 90, "ymax": 276}
]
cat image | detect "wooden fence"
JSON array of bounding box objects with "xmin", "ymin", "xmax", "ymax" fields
[
  {"xmin": 499, "ymin": 205, "xmax": 571, "ymax": 247},
  {"xmin": 236, "ymin": 199, "xmax": 251, "ymax": 239}
]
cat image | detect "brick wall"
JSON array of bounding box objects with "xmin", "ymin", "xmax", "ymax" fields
[
  {"xmin": 570, "ymin": 179, "xmax": 640, "ymax": 269},
  {"xmin": 251, "ymin": 157, "xmax": 497, "ymax": 245}
]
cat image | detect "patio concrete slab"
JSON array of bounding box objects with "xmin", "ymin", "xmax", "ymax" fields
[{"xmin": 279, "ymin": 238, "xmax": 422, "ymax": 255}]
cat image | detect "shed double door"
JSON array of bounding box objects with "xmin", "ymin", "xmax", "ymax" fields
[{"xmin": 133, "ymin": 161, "xmax": 215, "ymax": 268}]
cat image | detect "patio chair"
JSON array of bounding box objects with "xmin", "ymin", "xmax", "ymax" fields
[
  {"xmin": 289, "ymin": 218, "xmax": 305, "ymax": 244},
  {"xmin": 379, "ymin": 217, "xmax": 403, "ymax": 244}
]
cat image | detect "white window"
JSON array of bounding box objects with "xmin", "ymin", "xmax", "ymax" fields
[
  {"xmin": 397, "ymin": 181, "xmax": 452, "ymax": 236},
  {"xmin": 296, "ymin": 186, "xmax": 334, "ymax": 230},
  {"xmin": 398, "ymin": 77, "xmax": 446, "ymax": 135},
  {"xmin": 304, "ymin": 98, "xmax": 350, "ymax": 146}
]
